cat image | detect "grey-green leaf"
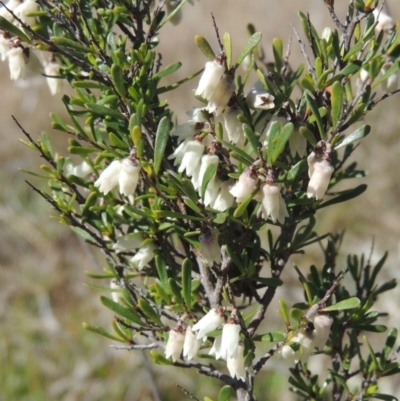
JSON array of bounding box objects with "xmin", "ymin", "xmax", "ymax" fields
[
  {"xmin": 223, "ymin": 32, "xmax": 232, "ymax": 68},
  {"xmin": 218, "ymin": 386, "xmax": 233, "ymax": 401},
  {"xmin": 0, "ymin": 15, "xmax": 31, "ymax": 43},
  {"xmin": 271, "ymin": 122, "xmax": 294, "ymax": 163},
  {"xmin": 100, "ymin": 296, "xmax": 145, "ymax": 326},
  {"xmin": 194, "ymin": 35, "xmax": 216, "ymax": 60},
  {"xmin": 331, "ymin": 81, "xmax": 343, "ymax": 129},
  {"xmin": 153, "ymin": 116, "xmax": 170, "ymax": 175},
  {"xmin": 111, "ymin": 64, "xmax": 126, "ymax": 100},
  {"xmin": 236, "ymin": 32, "xmax": 262, "ymax": 67},
  {"xmin": 335, "ymin": 125, "xmax": 371, "ymax": 150},
  {"xmin": 182, "ymin": 258, "xmax": 192, "ymax": 310},
  {"xmin": 321, "ymin": 297, "xmax": 360, "ymax": 312}
]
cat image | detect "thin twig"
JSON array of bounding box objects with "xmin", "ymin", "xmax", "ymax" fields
[
  {"xmin": 110, "ymin": 343, "xmax": 160, "ymax": 350},
  {"xmin": 177, "ymin": 385, "xmax": 200, "ymax": 401}
]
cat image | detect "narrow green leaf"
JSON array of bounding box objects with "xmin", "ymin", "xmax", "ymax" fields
[
  {"xmin": 261, "ymin": 331, "xmax": 286, "ymax": 342},
  {"xmin": 253, "ymin": 277, "xmax": 283, "ymax": 287},
  {"xmin": 266, "ymin": 121, "xmax": 281, "ymax": 164},
  {"xmin": 194, "ymin": 35, "xmax": 215, "ymax": 60},
  {"xmin": 218, "ymin": 386, "xmax": 232, "ymax": 401},
  {"xmin": 201, "ymin": 162, "xmax": 218, "ymax": 199},
  {"xmin": 233, "ymin": 193, "xmax": 253, "ymax": 218},
  {"xmin": 383, "ymin": 328, "xmax": 398, "ymax": 361},
  {"xmin": 155, "ymin": 255, "xmax": 169, "ymax": 291},
  {"xmin": 154, "ymin": 116, "xmax": 170, "ymax": 174},
  {"xmin": 68, "ymin": 146, "xmax": 99, "ymax": 155},
  {"xmin": 369, "ymin": 393, "xmax": 398, "ymax": 401},
  {"xmin": 153, "ymin": 62, "xmax": 182, "ymax": 80},
  {"xmin": 338, "ymin": 60, "xmax": 362, "ymax": 76},
  {"xmin": 272, "ymin": 37, "xmax": 283, "ymax": 71},
  {"xmin": 322, "ymin": 297, "xmax": 360, "ymax": 312},
  {"xmin": 372, "ymin": 60, "xmax": 400, "ymax": 88},
  {"xmin": 182, "ymin": 258, "xmax": 192, "ymax": 310},
  {"xmin": 168, "ymin": 278, "xmax": 183, "ymax": 303},
  {"xmin": 0, "ymin": 15, "xmax": 31, "ymax": 43},
  {"xmin": 51, "ymin": 36, "xmax": 95, "ymax": 53},
  {"xmin": 223, "ymin": 32, "xmax": 232, "ymax": 68},
  {"xmin": 318, "ymin": 184, "xmax": 367, "ymax": 209},
  {"xmin": 343, "ymin": 40, "xmax": 364, "ymax": 61},
  {"xmin": 100, "ymin": 296, "xmax": 145, "ymax": 326},
  {"xmin": 109, "ymin": 132, "xmax": 129, "ymax": 148},
  {"xmin": 299, "ymin": 125, "xmax": 317, "ymax": 147},
  {"xmin": 83, "ymin": 322, "xmax": 125, "ymax": 342},
  {"xmin": 150, "ymin": 350, "xmax": 173, "ymax": 365},
  {"xmin": 305, "ymin": 90, "xmax": 325, "ymax": 139},
  {"xmin": 156, "ymin": 210, "xmax": 203, "ymax": 221},
  {"xmin": 271, "ymin": 122, "xmax": 294, "ymax": 163},
  {"xmin": 85, "ymin": 103, "xmax": 125, "ymax": 120},
  {"xmin": 335, "ymin": 125, "xmax": 370, "ymax": 150},
  {"xmin": 226, "ymin": 245, "xmax": 246, "ymax": 275},
  {"xmin": 331, "ymin": 81, "xmax": 343, "ymax": 129},
  {"xmin": 236, "ymin": 32, "xmax": 262, "ymax": 67},
  {"xmin": 72, "ymin": 81, "xmax": 108, "ymax": 89},
  {"xmin": 243, "ymin": 123, "xmax": 259, "ymax": 153},
  {"xmin": 279, "ymin": 299, "xmax": 290, "ymax": 325},
  {"xmin": 138, "ymin": 298, "xmax": 163, "ymax": 326},
  {"xmin": 111, "ymin": 64, "xmax": 126, "ymax": 100}
]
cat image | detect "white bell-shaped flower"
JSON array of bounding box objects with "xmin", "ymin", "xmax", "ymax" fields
[
  {"xmin": 246, "ymin": 80, "xmax": 275, "ymax": 110},
  {"xmin": 45, "ymin": 62, "xmax": 63, "ymax": 95},
  {"xmin": 226, "ymin": 344, "xmax": 246, "ymax": 381},
  {"xmin": 373, "ymin": 8, "xmax": 395, "ymax": 34},
  {"xmin": 195, "ymin": 59, "xmax": 225, "ymax": 100},
  {"xmin": 211, "ymin": 181, "xmax": 235, "ymax": 211},
  {"xmin": 381, "ymin": 62, "xmax": 398, "ymax": 93},
  {"xmin": 313, "ymin": 315, "xmax": 333, "ymax": 350},
  {"xmin": 183, "ymin": 326, "xmax": 202, "ymax": 361},
  {"xmin": 172, "ymin": 120, "xmax": 206, "ymax": 143},
  {"xmin": 306, "ymin": 159, "xmax": 334, "ymax": 200},
  {"xmin": 220, "ymin": 322, "xmax": 241, "ymax": 359},
  {"xmin": 206, "ymin": 73, "xmax": 235, "ymax": 116},
  {"xmin": 130, "ymin": 242, "xmax": 155, "ymax": 270},
  {"xmin": 289, "ymin": 127, "xmax": 307, "ymax": 158},
  {"xmin": 192, "ymin": 308, "xmax": 225, "ymax": 340},
  {"xmin": 229, "ymin": 170, "xmax": 258, "ymax": 203},
  {"xmin": 261, "ymin": 183, "xmax": 289, "ymax": 224},
  {"xmin": 223, "ymin": 107, "xmax": 244, "ymax": 144},
  {"xmin": 7, "ymin": 47, "xmax": 26, "ymax": 80},
  {"xmin": 0, "ymin": 35, "xmax": 9, "ymax": 61},
  {"xmin": 94, "ymin": 160, "xmax": 122, "ymax": 194},
  {"xmin": 280, "ymin": 330, "xmax": 314, "ymax": 363},
  {"xmin": 69, "ymin": 161, "xmax": 92, "ymax": 178},
  {"xmin": 209, "ymin": 336, "xmax": 223, "ymax": 360},
  {"xmin": 199, "ymin": 230, "xmax": 221, "ymax": 266},
  {"xmin": 112, "ymin": 233, "xmax": 144, "ymax": 253},
  {"xmin": 118, "ymin": 158, "xmax": 141, "ymax": 197},
  {"xmin": 110, "ymin": 279, "xmax": 124, "ymax": 304},
  {"xmin": 0, "ymin": 0, "xmax": 22, "ymax": 22},
  {"xmin": 165, "ymin": 327, "xmax": 185, "ymax": 362},
  {"xmin": 14, "ymin": 0, "xmax": 38, "ymax": 26},
  {"xmin": 177, "ymin": 140, "xmax": 205, "ymax": 177}
]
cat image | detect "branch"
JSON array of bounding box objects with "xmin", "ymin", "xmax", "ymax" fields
[
  {"xmin": 110, "ymin": 343, "xmax": 160, "ymax": 351},
  {"xmin": 253, "ymin": 341, "xmax": 285, "ymax": 375}
]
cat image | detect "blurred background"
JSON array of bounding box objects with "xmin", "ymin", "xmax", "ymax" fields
[{"xmin": 1, "ymin": 1, "xmax": 400, "ymax": 400}]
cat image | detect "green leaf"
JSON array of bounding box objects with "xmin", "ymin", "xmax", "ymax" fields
[
  {"xmin": 236, "ymin": 32, "xmax": 262, "ymax": 67},
  {"xmin": 299, "ymin": 125, "xmax": 317, "ymax": 147},
  {"xmin": 290, "ymin": 308, "xmax": 303, "ymax": 322},
  {"xmin": 305, "ymin": 90, "xmax": 325, "ymax": 139},
  {"xmin": 71, "ymin": 226, "xmax": 96, "ymax": 242},
  {"xmin": 271, "ymin": 122, "xmax": 294, "ymax": 163},
  {"xmin": 138, "ymin": 298, "xmax": 163, "ymax": 326},
  {"xmin": 272, "ymin": 37, "xmax": 283, "ymax": 71},
  {"xmin": 68, "ymin": 146, "xmax": 99, "ymax": 155},
  {"xmin": 153, "ymin": 116, "xmax": 170, "ymax": 175},
  {"xmin": 338, "ymin": 60, "xmax": 362, "ymax": 76},
  {"xmin": 233, "ymin": 193, "xmax": 253, "ymax": 218},
  {"xmin": 100, "ymin": 296, "xmax": 145, "ymax": 326},
  {"xmin": 155, "ymin": 255, "xmax": 169, "ymax": 291},
  {"xmin": 279, "ymin": 299, "xmax": 290, "ymax": 325},
  {"xmin": 168, "ymin": 278, "xmax": 183, "ymax": 303},
  {"xmin": 322, "ymin": 297, "xmax": 361, "ymax": 312},
  {"xmin": 156, "ymin": 210, "xmax": 203, "ymax": 221},
  {"xmin": 372, "ymin": 60, "xmax": 400, "ymax": 88},
  {"xmin": 334, "ymin": 125, "xmax": 371, "ymax": 150},
  {"xmin": 82, "ymin": 322, "xmax": 124, "ymax": 342},
  {"xmin": 150, "ymin": 350, "xmax": 173, "ymax": 365},
  {"xmin": 201, "ymin": 162, "xmax": 218, "ymax": 199},
  {"xmin": 0, "ymin": 15, "xmax": 31, "ymax": 43},
  {"xmin": 243, "ymin": 123, "xmax": 259, "ymax": 153},
  {"xmin": 85, "ymin": 103, "xmax": 125, "ymax": 120},
  {"xmin": 253, "ymin": 277, "xmax": 283, "ymax": 286},
  {"xmin": 369, "ymin": 394, "xmax": 398, "ymax": 401},
  {"xmin": 261, "ymin": 331, "xmax": 286, "ymax": 342},
  {"xmin": 111, "ymin": 64, "xmax": 126, "ymax": 100},
  {"xmin": 181, "ymin": 259, "xmax": 192, "ymax": 310},
  {"xmin": 223, "ymin": 32, "xmax": 232, "ymax": 68},
  {"xmin": 266, "ymin": 121, "xmax": 281, "ymax": 164},
  {"xmin": 225, "ymin": 245, "xmax": 246, "ymax": 275},
  {"xmin": 153, "ymin": 62, "xmax": 182, "ymax": 80},
  {"xmin": 218, "ymin": 386, "xmax": 232, "ymax": 401},
  {"xmin": 72, "ymin": 81, "xmax": 108, "ymax": 89},
  {"xmin": 194, "ymin": 35, "xmax": 216, "ymax": 60},
  {"xmin": 318, "ymin": 184, "xmax": 367, "ymax": 209},
  {"xmin": 51, "ymin": 36, "xmax": 95, "ymax": 53},
  {"xmin": 331, "ymin": 81, "xmax": 343, "ymax": 129}
]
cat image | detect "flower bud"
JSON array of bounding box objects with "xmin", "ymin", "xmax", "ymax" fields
[
  {"xmin": 321, "ymin": 27, "xmax": 332, "ymax": 43},
  {"xmin": 373, "ymin": 8, "xmax": 395, "ymax": 34},
  {"xmin": 183, "ymin": 326, "xmax": 202, "ymax": 361},
  {"xmin": 226, "ymin": 344, "xmax": 246, "ymax": 381},
  {"xmin": 112, "ymin": 233, "xmax": 144, "ymax": 252},
  {"xmin": 381, "ymin": 62, "xmax": 398, "ymax": 93},
  {"xmin": 7, "ymin": 47, "xmax": 26, "ymax": 80},
  {"xmin": 229, "ymin": 170, "xmax": 258, "ymax": 203},
  {"xmin": 261, "ymin": 183, "xmax": 289, "ymax": 224},
  {"xmin": 280, "ymin": 330, "xmax": 314, "ymax": 363},
  {"xmin": 192, "ymin": 307, "xmax": 225, "ymax": 340},
  {"xmin": 194, "ymin": 154, "xmax": 219, "ymax": 191},
  {"xmin": 313, "ymin": 315, "xmax": 333, "ymax": 350},
  {"xmin": 45, "ymin": 62, "xmax": 63, "ymax": 95},
  {"xmin": 199, "ymin": 230, "xmax": 221, "ymax": 266},
  {"xmin": 119, "ymin": 158, "xmax": 141, "ymax": 197},
  {"xmin": 206, "ymin": 73, "xmax": 236, "ymax": 116},
  {"xmin": 220, "ymin": 319, "xmax": 241, "ymax": 359},
  {"xmin": 306, "ymin": 160, "xmax": 334, "ymax": 200},
  {"xmin": 165, "ymin": 327, "xmax": 185, "ymax": 362},
  {"xmin": 195, "ymin": 59, "xmax": 224, "ymax": 100},
  {"xmin": 70, "ymin": 161, "xmax": 92, "ymax": 178}
]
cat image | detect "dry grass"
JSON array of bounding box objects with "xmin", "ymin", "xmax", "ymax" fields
[{"xmin": 1, "ymin": 1, "xmax": 400, "ymax": 400}]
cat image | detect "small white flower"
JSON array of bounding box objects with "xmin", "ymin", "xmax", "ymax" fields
[
  {"xmin": 0, "ymin": 0, "xmax": 22, "ymax": 22},
  {"xmin": 260, "ymin": 183, "xmax": 289, "ymax": 224},
  {"xmin": 183, "ymin": 326, "xmax": 202, "ymax": 361},
  {"xmin": 229, "ymin": 170, "xmax": 258, "ymax": 203},
  {"xmin": 199, "ymin": 230, "xmax": 221, "ymax": 266},
  {"xmin": 192, "ymin": 308, "xmax": 225, "ymax": 340},
  {"xmin": 307, "ymin": 151, "xmax": 317, "ymax": 178},
  {"xmin": 373, "ymin": 8, "xmax": 395, "ymax": 34},
  {"xmin": 95, "ymin": 160, "xmax": 122, "ymax": 194},
  {"xmin": 226, "ymin": 344, "xmax": 246, "ymax": 381},
  {"xmin": 280, "ymin": 330, "xmax": 314, "ymax": 363},
  {"xmin": 0, "ymin": 35, "xmax": 10, "ymax": 62},
  {"xmin": 118, "ymin": 158, "xmax": 141, "ymax": 197},
  {"xmin": 209, "ymin": 336, "xmax": 223, "ymax": 360},
  {"xmin": 220, "ymin": 322, "xmax": 241, "ymax": 359},
  {"xmin": 177, "ymin": 140, "xmax": 205, "ymax": 177},
  {"xmin": 313, "ymin": 315, "xmax": 333, "ymax": 350},
  {"xmin": 381, "ymin": 62, "xmax": 398, "ymax": 93},
  {"xmin": 223, "ymin": 107, "xmax": 244, "ymax": 144},
  {"xmin": 359, "ymin": 68, "xmax": 369, "ymax": 83},
  {"xmin": 195, "ymin": 59, "xmax": 225, "ymax": 100},
  {"xmin": 45, "ymin": 62, "xmax": 63, "ymax": 95},
  {"xmin": 211, "ymin": 181, "xmax": 235, "ymax": 211},
  {"xmin": 288, "ymin": 127, "xmax": 307, "ymax": 158},
  {"xmin": 70, "ymin": 161, "xmax": 92, "ymax": 178},
  {"xmin": 112, "ymin": 233, "xmax": 144, "ymax": 253},
  {"xmin": 246, "ymin": 80, "xmax": 275, "ymax": 110},
  {"xmin": 165, "ymin": 328, "xmax": 185, "ymax": 362},
  {"xmin": 110, "ymin": 279, "xmax": 124, "ymax": 304},
  {"xmin": 306, "ymin": 160, "xmax": 334, "ymax": 200},
  {"xmin": 14, "ymin": 0, "xmax": 38, "ymax": 26},
  {"xmin": 7, "ymin": 47, "xmax": 26, "ymax": 80},
  {"xmin": 321, "ymin": 27, "xmax": 332, "ymax": 43},
  {"xmin": 172, "ymin": 120, "xmax": 207, "ymax": 143},
  {"xmin": 206, "ymin": 73, "xmax": 236, "ymax": 116},
  {"xmin": 130, "ymin": 242, "xmax": 155, "ymax": 270}
]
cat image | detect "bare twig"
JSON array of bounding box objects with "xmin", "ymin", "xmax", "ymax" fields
[
  {"xmin": 177, "ymin": 385, "xmax": 200, "ymax": 401},
  {"xmin": 110, "ymin": 343, "xmax": 160, "ymax": 350},
  {"xmin": 253, "ymin": 341, "xmax": 285, "ymax": 375}
]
